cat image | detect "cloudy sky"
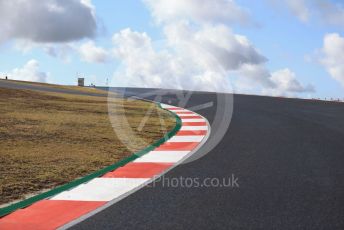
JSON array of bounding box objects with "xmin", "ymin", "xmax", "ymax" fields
[{"xmin": 1, "ymin": 0, "xmax": 344, "ymax": 98}]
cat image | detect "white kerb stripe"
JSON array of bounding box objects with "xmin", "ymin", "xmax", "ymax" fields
[
  {"xmin": 167, "ymin": 109, "xmax": 186, "ymax": 112},
  {"xmin": 175, "ymin": 113, "xmax": 196, "ymax": 117},
  {"xmin": 168, "ymin": 136, "xmax": 204, "ymax": 142},
  {"xmin": 50, "ymin": 178, "xmax": 148, "ymax": 201},
  {"xmin": 175, "ymin": 112, "xmax": 195, "ymax": 115},
  {"xmin": 180, "ymin": 126, "xmax": 208, "ymax": 130},
  {"xmin": 134, "ymin": 151, "xmax": 189, "ymax": 163},
  {"xmin": 181, "ymin": 118, "xmax": 204, "ymax": 122},
  {"xmin": 161, "ymin": 104, "xmax": 178, "ymax": 109}
]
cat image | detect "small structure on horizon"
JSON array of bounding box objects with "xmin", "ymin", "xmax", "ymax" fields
[{"xmin": 78, "ymin": 78, "xmax": 85, "ymax": 87}]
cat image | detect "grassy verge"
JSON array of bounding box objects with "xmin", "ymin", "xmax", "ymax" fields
[
  {"xmin": 0, "ymin": 79, "xmax": 110, "ymax": 95},
  {"xmin": 0, "ymin": 87, "xmax": 175, "ymax": 205}
]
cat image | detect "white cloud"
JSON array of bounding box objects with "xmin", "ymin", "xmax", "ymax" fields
[
  {"xmin": 14, "ymin": 40, "xmax": 74, "ymax": 62},
  {"xmin": 278, "ymin": 0, "xmax": 344, "ymax": 27},
  {"xmin": 235, "ymin": 64, "xmax": 275, "ymax": 89},
  {"xmin": 320, "ymin": 33, "xmax": 344, "ymax": 87},
  {"xmin": 285, "ymin": 0, "xmax": 309, "ymax": 22},
  {"xmin": 112, "ymin": 27, "xmax": 313, "ymax": 95},
  {"xmin": 78, "ymin": 41, "xmax": 109, "ymax": 63},
  {"xmin": 143, "ymin": 0, "xmax": 251, "ymax": 25},
  {"xmin": 108, "ymin": 0, "xmax": 313, "ymax": 95},
  {"xmin": 197, "ymin": 26, "xmax": 267, "ymax": 69},
  {"xmin": 15, "ymin": 38, "xmax": 110, "ymax": 64},
  {"xmin": 111, "ymin": 0, "xmax": 265, "ymax": 93},
  {"xmin": 314, "ymin": 0, "xmax": 344, "ymax": 27},
  {"xmin": 0, "ymin": 0, "xmax": 97, "ymax": 44},
  {"xmin": 43, "ymin": 44, "xmax": 74, "ymax": 62},
  {"xmin": 112, "ymin": 29, "xmax": 152, "ymax": 59},
  {"xmin": 4, "ymin": 60, "xmax": 49, "ymax": 82},
  {"xmin": 234, "ymin": 64, "xmax": 314, "ymax": 96},
  {"xmin": 112, "ymin": 28, "xmax": 231, "ymax": 92},
  {"xmin": 164, "ymin": 22, "xmax": 267, "ymax": 70},
  {"xmin": 266, "ymin": 68, "xmax": 314, "ymax": 96}
]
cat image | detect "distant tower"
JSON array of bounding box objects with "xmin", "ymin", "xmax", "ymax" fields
[{"xmin": 78, "ymin": 78, "xmax": 85, "ymax": 87}]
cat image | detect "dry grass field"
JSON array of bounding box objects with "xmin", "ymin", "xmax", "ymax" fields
[
  {"xmin": 0, "ymin": 79, "xmax": 110, "ymax": 95},
  {"xmin": 0, "ymin": 87, "xmax": 175, "ymax": 205}
]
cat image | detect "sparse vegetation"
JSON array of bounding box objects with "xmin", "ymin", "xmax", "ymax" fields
[
  {"xmin": 0, "ymin": 79, "xmax": 110, "ymax": 95},
  {"xmin": 0, "ymin": 87, "xmax": 175, "ymax": 205}
]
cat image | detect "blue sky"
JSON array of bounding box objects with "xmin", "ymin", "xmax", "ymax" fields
[
  {"xmin": 234, "ymin": 0, "xmax": 344, "ymax": 98},
  {"xmin": 1, "ymin": 0, "xmax": 344, "ymax": 99}
]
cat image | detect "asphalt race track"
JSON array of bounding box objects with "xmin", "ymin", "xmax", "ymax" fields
[
  {"xmin": 1, "ymin": 81, "xmax": 343, "ymax": 229},
  {"xmin": 71, "ymin": 89, "xmax": 344, "ymax": 230}
]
